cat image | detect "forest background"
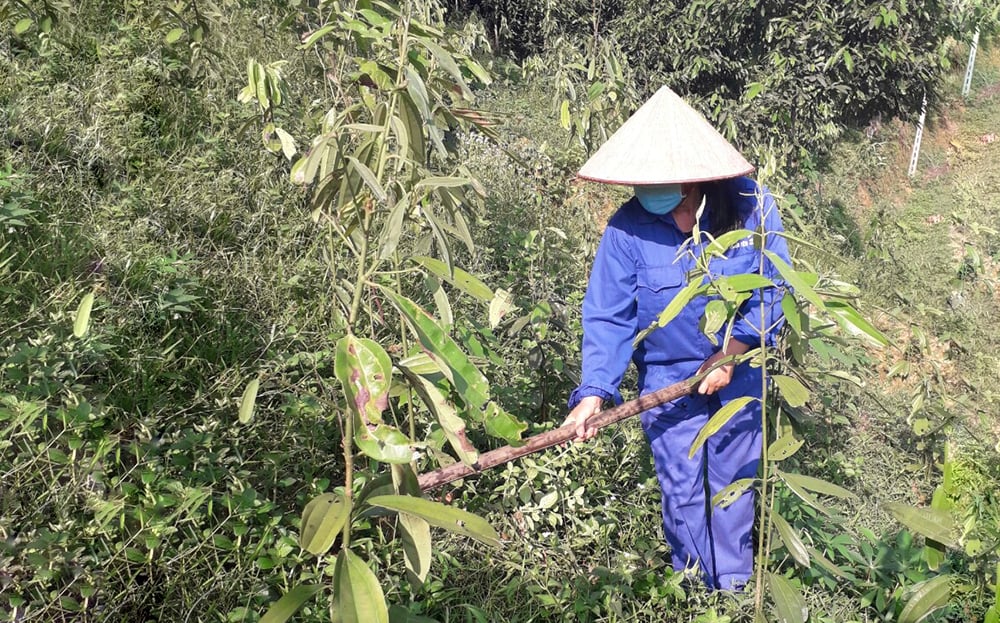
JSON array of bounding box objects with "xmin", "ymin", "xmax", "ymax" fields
[{"xmin": 2, "ymin": 0, "xmax": 1000, "ymax": 622}]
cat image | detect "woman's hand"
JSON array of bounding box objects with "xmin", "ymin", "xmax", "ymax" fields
[
  {"xmin": 562, "ymin": 395, "xmax": 602, "ymax": 442},
  {"xmin": 697, "ymin": 339, "xmax": 751, "ymax": 395}
]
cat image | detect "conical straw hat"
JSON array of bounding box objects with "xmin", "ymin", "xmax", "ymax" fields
[{"xmin": 578, "ymin": 86, "xmax": 754, "ymax": 185}]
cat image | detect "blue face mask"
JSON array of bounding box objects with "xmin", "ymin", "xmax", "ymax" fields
[{"xmin": 634, "ymin": 184, "xmax": 684, "ymax": 215}]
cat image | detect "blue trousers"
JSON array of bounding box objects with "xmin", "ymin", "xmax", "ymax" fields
[{"xmin": 639, "ymin": 368, "xmax": 762, "ymax": 590}]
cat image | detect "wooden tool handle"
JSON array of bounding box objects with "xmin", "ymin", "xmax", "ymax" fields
[{"xmin": 418, "ymin": 378, "xmax": 696, "ymax": 491}]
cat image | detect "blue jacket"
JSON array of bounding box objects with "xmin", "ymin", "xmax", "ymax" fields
[{"xmin": 569, "ymin": 177, "xmax": 791, "ymax": 407}]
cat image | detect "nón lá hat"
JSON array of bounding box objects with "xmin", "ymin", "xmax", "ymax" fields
[{"xmin": 577, "ymin": 86, "xmax": 754, "ymax": 186}]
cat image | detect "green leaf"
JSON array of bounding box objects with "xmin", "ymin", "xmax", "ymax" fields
[
  {"xmin": 780, "ymin": 293, "xmax": 803, "ymax": 336},
  {"xmin": 483, "ymin": 401, "xmax": 527, "ymax": 444},
  {"xmin": 805, "ymin": 546, "xmax": 850, "ymax": 580},
  {"xmin": 559, "ymin": 100, "xmax": 571, "ymax": 130},
  {"xmin": 335, "ymin": 549, "xmax": 389, "ymax": 623},
  {"xmin": 14, "ymin": 18, "xmax": 33, "ymax": 35},
  {"xmin": 399, "ymin": 512, "xmax": 431, "ymax": 585},
  {"xmin": 399, "ymin": 367, "xmax": 478, "ymax": 466},
  {"xmin": 384, "ymin": 291, "xmax": 490, "ymax": 410},
  {"xmin": 164, "ymin": 27, "xmax": 184, "ymax": 44},
  {"xmin": 411, "ymin": 256, "xmax": 492, "ymax": 302},
  {"xmin": 744, "ymin": 82, "xmax": 765, "ymax": 101},
  {"xmin": 378, "ymin": 191, "xmax": 409, "ymax": 260},
  {"xmin": 767, "ymin": 434, "xmax": 803, "ymax": 461},
  {"xmin": 706, "ymin": 229, "xmax": 756, "ymax": 255},
  {"xmin": 419, "ymin": 206, "xmax": 452, "ymax": 278},
  {"xmin": 778, "ymin": 470, "xmax": 857, "ymax": 500},
  {"xmin": 773, "ymin": 375, "xmax": 809, "ymax": 407},
  {"xmin": 260, "ymin": 585, "xmax": 321, "ymax": 623},
  {"xmin": 238, "ymin": 378, "xmax": 260, "ymax": 424},
  {"xmin": 345, "ymin": 156, "xmax": 386, "ymax": 202},
  {"xmin": 300, "ymin": 24, "xmax": 337, "ymax": 48},
  {"xmin": 489, "ymin": 288, "xmax": 515, "ymax": 329},
  {"xmin": 885, "ymin": 502, "xmax": 957, "ymax": 547},
  {"xmin": 334, "ymin": 336, "xmax": 393, "ymax": 425},
  {"xmin": 689, "ymin": 397, "xmax": 756, "ymax": 459},
  {"xmin": 772, "ymin": 513, "xmax": 810, "ymax": 568},
  {"xmin": 300, "ymin": 492, "xmax": 352, "ymax": 555},
  {"xmin": 636, "ymin": 279, "xmax": 706, "ymax": 347},
  {"xmin": 74, "ymin": 291, "xmax": 95, "ymax": 338},
  {"xmin": 712, "ymin": 478, "xmax": 756, "ymax": 509},
  {"xmin": 843, "ymin": 49, "xmax": 854, "ymax": 72},
  {"xmin": 776, "ymin": 470, "xmax": 833, "ymax": 516},
  {"xmin": 763, "ymin": 251, "xmax": 827, "ymax": 313},
  {"xmin": 430, "ymin": 277, "xmax": 453, "ymax": 327},
  {"xmin": 898, "ymin": 575, "xmax": 952, "ymax": 623},
  {"xmin": 414, "ymin": 176, "xmax": 475, "ymax": 190},
  {"xmin": 403, "ymin": 66, "xmax": 432, "ymax": 120},
  {"xmin": 388, "ymin": 606, "xmax": 440, "ymax": 623},
  {"xmin": 367, "ymin": 495, "xmax": 500, "ymax": 547},
  {"xmin": 767, "ymin": 572, "xmax": 808, "ymax": 623},
  {"xmin": 701, "ymin": 299, "xmax": 729, "ymax": 338},
  {"xmin": 415, "ymin": 37, "xmax": 472, "ymax": 100},
  {"xmin": 397, "ymin": 94, "xmax": 426, "ymax": 162},
  {"xmin": 721, "ymin": 274, "xmax": 774, "ymax": 292},
  {"xmin": 274, "ymin": 127, "xmax": 297, "ymax": 160},
  {"xmin": 354, "ymin": 418, "xmax": 414, "ymax": 464},
  {"xmin": 827, "ymin": 301, "xmax": 889, "ymax": 346}
]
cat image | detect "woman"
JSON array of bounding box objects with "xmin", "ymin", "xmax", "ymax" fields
[{"xmin": 564, "ymin": 87, "xmax": 791, "ymax": 590}]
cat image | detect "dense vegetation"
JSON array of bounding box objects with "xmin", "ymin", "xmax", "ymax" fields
[{"xmin": 2, "ymin": 1, "xmax": 999, "ymax": 621}]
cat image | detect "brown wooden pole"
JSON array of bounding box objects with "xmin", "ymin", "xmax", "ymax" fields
[{"xmin": 418, "ymin": 378, "xmax": 697, "ymax": 491}]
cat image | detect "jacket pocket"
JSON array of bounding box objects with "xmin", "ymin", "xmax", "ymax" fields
[
  {"xmin": 636, "ymin": 264, "xmax": 687, "ymax": 326},
  {"xmin": 711, "ymin": 248, "xmax": 758, "ymax": 276}
]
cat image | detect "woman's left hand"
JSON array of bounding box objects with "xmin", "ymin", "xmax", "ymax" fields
[
  {"xmin": 696, "ymin": 351, "xmax": 734, "ymax": 394},
  {"xmin": 696, "ymin": 340, "xmax": 751, "ymax": 395}
]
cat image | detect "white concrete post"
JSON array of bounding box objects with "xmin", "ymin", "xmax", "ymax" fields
[
  {"xmin": 963, "ymin": 27, "xmax": 981, "ymax": 97},
  {"xmin": 908, "ymin": 92, "xmax": 927, "ymax": 178}
]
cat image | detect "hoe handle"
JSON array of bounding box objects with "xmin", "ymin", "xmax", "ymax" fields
[{"xmin": 418, "ymin": 379, "xmax": 696, "ymax": 491}]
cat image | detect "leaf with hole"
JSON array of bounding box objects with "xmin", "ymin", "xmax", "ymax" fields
[
  {"xmin": 354, "ymin": 418, "xmax": 414, "ymax": 464},
  {"xmin": 483, "ymin": 401, "xmax": 526, "ymax": 444},
  {"xmin": 712, "ymin": 478, "xmax": 756, "ymax": 509},
  {"xmin": 367, "ymin": 494, "xmax": 499, "ymax": 547},
  {"xmin": 767, "ymin": 434, "xmax": 803, "ymax": 461},
  {"xmin": 700, "ymin": 299, "xmax": 729, "ymax": 339},
  {"xmin": 334, "ymin": 336, "xmax": 392, "ymax": 426}
]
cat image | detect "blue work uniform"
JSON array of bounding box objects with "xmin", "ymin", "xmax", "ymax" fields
[{"xmin": 568, "ymin": 176, "xmax": 790, "ymax": 590}]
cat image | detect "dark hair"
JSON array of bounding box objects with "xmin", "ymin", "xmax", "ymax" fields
[{"xmin": 703, "ymin": 180, "xmax": 743, "ymax": 236}]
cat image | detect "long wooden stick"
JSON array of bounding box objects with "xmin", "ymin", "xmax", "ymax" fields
[{"xmin": 418, "ymin": 378, "xmax": 697, "ymax": 491}]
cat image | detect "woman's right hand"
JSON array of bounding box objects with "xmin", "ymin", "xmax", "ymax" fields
[{"xmin": 562, "ymin": 395, "xmax": 603, "ymax": 442}]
